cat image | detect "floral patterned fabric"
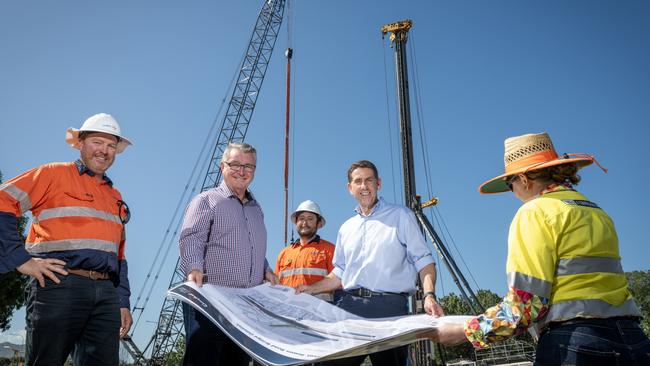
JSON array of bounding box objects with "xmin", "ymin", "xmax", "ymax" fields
[{"xmin": 464, "ymin": 286, "xmax": 549, "ymax": 349}]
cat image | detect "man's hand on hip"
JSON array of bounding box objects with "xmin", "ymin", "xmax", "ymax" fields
[{"xmin": 17, "ymin": 257, "xmax": 68, "ymax": 287}]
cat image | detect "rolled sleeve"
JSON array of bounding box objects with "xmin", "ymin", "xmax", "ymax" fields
[
  {"xmin": 413, "ymin": 255, "xmax": 434, "ymax": 272},
  {"xmin": 400, "ymin": 209, "xmax": 434, "ymax": 272},
  {"xmin": 331, "ymin": 267, "xmax": 344, "ymax": 280}
]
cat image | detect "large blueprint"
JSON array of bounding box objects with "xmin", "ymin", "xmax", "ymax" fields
[{"xmin": 168, "ymin": 282, "xmax": 470, "ymax": 366}]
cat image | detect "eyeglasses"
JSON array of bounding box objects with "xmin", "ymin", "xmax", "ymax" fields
[
  {"xmin": 224, "ymin": 161, "xmax": 256, "ymax": 172},
  {"xmin": 505, "ymin": 175, "xmax": 519, "ymax": 191},
  {"xmin": 117, "ymin": 199, "xmax": 131, "ymax": 224}
]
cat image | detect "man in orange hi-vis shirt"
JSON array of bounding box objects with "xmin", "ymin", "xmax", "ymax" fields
[
  {"xmin": 0, "ymin": 113, "xmax": 133, "ymax": 366},
  {"xmin": 275, "ymin": 200, "xmax": 338, "ymax": 302}
]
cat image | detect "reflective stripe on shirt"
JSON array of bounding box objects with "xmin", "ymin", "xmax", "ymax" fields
[
  {"xmin": 36, "ymin": 206, "xmax": 122, "ymax": 225},
  {"xmin": 26, "ymin": 238, "xmax": 118, "ymax": 254},
  {"xmin": 507, "ymin": 272, "xmax": 552, "ymax": 298},
  {"xmin": 555, "ymin": 256, "xmax": 623, "ymax": 276},
  {"xmin": 0, "ymin": 183, "xmax": 31, "ymax": 212},
  {"xmin": 543, "ymin": 298, "xmax": 641, "ymax": 325},
  {"xmin": 508, "ymin": 256, "xmax": 624, "ymax": 297},
  {"xmin": 279, "ymin": 267, "xmax": 329, "ymax": 279}
]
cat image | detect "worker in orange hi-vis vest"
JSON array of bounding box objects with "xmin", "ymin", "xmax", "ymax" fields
[
  {"xmin": 0, "ymin": 113, "xmax": 133, "ymax": 366},
  {"xmin": 275, "ymin": 200, "xmax": 339, "ymax": 302}
]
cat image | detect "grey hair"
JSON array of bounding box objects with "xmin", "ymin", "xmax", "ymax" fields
[{"xmin": 221, "ymin": 142, "xmax": 257, "ymax": 163}]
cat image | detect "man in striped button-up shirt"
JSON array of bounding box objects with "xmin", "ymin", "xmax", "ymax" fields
[{"xmin": 179, "ymin": 142, "xmax": 278, "ymax": 366}]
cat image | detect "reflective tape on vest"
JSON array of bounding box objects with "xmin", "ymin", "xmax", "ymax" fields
[
  {"xmin": 540, "ymin": 298, "xmax": 641, "ymax": 328},
  {"xmin": 36, "ymin": 206, "xmax": 122, "ymax": 225},
  {"xmin": 0, "ymin": 183, "xmax": 32, "ymax": 213},
  {"xmin": 26, "ymin": 239, "xmax": 119, "ymax": 254},
  {"xmin": 555, "ymin": 256, "xmax": 623, "ymax": 276},
  {"xmin": 508, "ymin": 271, "xmax": 553, "ymax": 298},
  {"xmin": 278, "ymin": 267, "xmax": 329, "ymax": 279}
]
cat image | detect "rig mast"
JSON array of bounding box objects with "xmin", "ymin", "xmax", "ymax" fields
[{"xmin": 381, "ymin": 17, "xmax": 484, "ymax": 322}]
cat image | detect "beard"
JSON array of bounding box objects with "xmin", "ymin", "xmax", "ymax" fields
[{"xmin": 298, "ymin": 227, "xmax": 317, "ymax": 238}]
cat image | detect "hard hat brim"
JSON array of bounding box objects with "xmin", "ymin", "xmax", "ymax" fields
[
  {"xmin": 290, "ymin": 210, "xmax": 325, "ymax": 228},
  {"xmin": 65, "ymin": 127, "xmax": 132, "ymax": 154}
]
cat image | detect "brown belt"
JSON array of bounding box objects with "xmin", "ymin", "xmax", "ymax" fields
[{"xmin": 67, "ymin": 268, "xmax": 110, "ymax": 280}]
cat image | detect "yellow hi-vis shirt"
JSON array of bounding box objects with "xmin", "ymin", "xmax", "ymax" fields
[{"xmin": 506, "ymin": 186, "xmax": 640, "ymax": 328}]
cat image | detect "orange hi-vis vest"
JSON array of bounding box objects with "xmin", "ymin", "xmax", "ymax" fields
[
  {"xmin": 275, "ymin": 236, "xmax": 335, "ymax": 288},
  {"xmin": 0, "ymin": 162, "xmax": 126, "ymax": 267}
]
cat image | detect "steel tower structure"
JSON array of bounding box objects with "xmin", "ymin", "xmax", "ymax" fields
[
  {"xmin": 381, "ymin": 19, "xmax": 483, "ymax": 315},
  {"xmin": 382, "ymin": 20, "xmax": 485, "ymax": 365},
  {"xmin": 140, "ymin": 1, "xmax": 286, "ymax": 363}
]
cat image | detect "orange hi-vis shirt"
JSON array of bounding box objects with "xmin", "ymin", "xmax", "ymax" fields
[
  {"xmin": 0, "ymin": 161, "xmax": 126, "ymax": 271},
  {"xmin": 275, "ymin": 235, "xmax": 335, "ymax": 288},
  {"xmin": 0, "ymin": 160, "xmax": 131, "ymax": 308}
]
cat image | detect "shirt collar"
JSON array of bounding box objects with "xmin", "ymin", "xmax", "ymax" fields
[
  {"xmin": 354, "ymin": 197, "xmax": 383, "ymax": 217},
  {"xmin": 292, "ymin": 234, "xmax": 321, "ymax": 247},
  {"xmin": 219, "ymin": 180, "xmax": 255, "ymax": 202},
  {"xmin": 75, "ymin": 159, "xmax": 113, "ymax": 186}
]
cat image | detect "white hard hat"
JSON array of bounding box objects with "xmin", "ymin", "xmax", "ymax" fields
[
  {"xmin": 65, "ymin": 113, "xmax": 133, "ymax": 154},
  {"xmin": 291, "ymin": 200, "xmax": 326, "ymax": 228}
]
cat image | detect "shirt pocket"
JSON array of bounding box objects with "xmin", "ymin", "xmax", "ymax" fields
[
  {"xmin": 282, "ymin": 258, "xmax": 293, "ymax": 267},
  {"xmin": 307, "ymin": 251, "xmax": 328, "ymax": 267},
  {"xmin": 64, "ymin": 191, "xmax": 95, "ymax": 203}
]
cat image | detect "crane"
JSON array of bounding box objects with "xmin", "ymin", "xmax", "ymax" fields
[
  {"xmin": 381, "ymin": 20, "xmax": 483, "ymax": 316},
  {"xmin": 382, "ymin": 19, "xmax": 484, "ymax": 364},
  {"xmin": 125, "ymin": 1, "xmax": 287, "ymax": 363}
]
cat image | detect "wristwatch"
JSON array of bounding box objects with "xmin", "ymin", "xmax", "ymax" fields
[{"xmin": 423, "ymin": 291, "xmax": 437, "ymax": 301}]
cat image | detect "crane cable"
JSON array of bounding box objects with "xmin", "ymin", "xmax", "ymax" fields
[
  {"xmin": 407, "ymin": 31, "xmax": 482, "ymax": 292},
  {"xmin": 381, "ymin": 36, "xmax": 400, "ymax": 204}
]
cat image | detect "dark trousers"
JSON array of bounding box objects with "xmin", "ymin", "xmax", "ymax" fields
[
  {"xmin": 182, "ymin": 302, "xmax": 253, "ymax": 366},
  {"xmin": 25, "ymin": 273, "xmax": 120, "ymax": 366},
  {"xmin": 535, "ymin": 317, "xmax": 650, "ymax": 366},
  {"xmin": 319, "ymin": 292, "xmax": 409, "ymax": 366}
]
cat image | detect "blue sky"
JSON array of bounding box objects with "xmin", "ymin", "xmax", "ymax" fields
[{"xmin": 1, "ymin": 0, "xmax": 649, "ymax": 357}]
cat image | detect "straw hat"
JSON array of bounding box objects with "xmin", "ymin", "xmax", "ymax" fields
[
  {"xmin": 479, "ymin": 132, "xmax": 594, "ymax": 194},
  {"xmin": 65, "ymin": 113, "xmax": 132, "ymax": 154}
]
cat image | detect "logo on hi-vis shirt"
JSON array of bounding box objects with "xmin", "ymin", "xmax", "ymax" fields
[{"xmin": 562, "ymin": 199, "xmax": 600, "ymax": 209}]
